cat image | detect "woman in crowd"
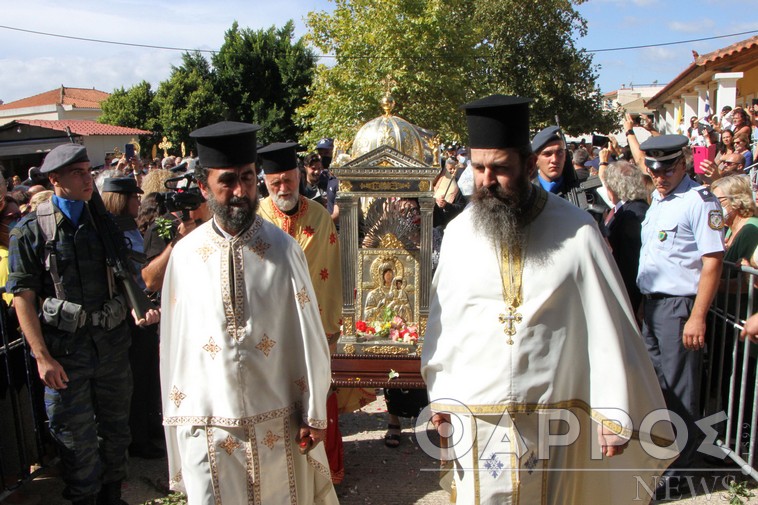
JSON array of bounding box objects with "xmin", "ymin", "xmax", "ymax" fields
[
  {"xmin": 715, "ymin": 129, "xmax": 735, "ymax": 164},
  {"xmin": 711, "ymin": 175, "xmax": 758, "ymax": 263},
  {"xmin": 102, "ymin": 177, "xmax": 165, "ymax": 460},
  {"xmin": 431, "ymin": 157, "xmax": 465, "ymax": 229},
  {"xmin": 733, "ymin": 133, "xmax": 754, "ymax": 170},
  {"xmin": 731, "ymin": 107, "xmax": 753, "ymax": 140}
]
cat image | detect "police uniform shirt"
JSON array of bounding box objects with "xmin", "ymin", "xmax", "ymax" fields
[{"xmin": 637, "ymin": 176, "xmax": 724, "ymax": 296}]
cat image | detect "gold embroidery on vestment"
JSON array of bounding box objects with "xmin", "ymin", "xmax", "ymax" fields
[
  {"xmin": 296, "ymin": 287, "xmax": 311, "ymax": 309},
  {"xmin": 169, "ymin": 386, "xmax": 186, "ymax": 408},
  {"xmin": 294, "ymin": 376, "xmax": 308, "ymax": 393},
  {"xmin": 261, "ymin": 430, "xmax": 282, "ymax": 450},
  {"xmin": 255, "ymin": 334, "xmax": 276, "ymax": 357},
  {"xmin": 203, "ymin": 336, "xmax": 221, "ymax": 359},
  {"xmin": 218, "ymin": 434, "xmax": 242, "ymax": 455}
]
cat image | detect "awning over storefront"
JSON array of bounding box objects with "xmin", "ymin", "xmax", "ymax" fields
[{"xmin": 0, "ymin": 137, "xmax": 69, "ymax": 158}]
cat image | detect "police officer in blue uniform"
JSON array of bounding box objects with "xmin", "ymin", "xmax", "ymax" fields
[
  {"xmin": 7, "ymin": 144, "xmax": 159, "ymax": 505},
  {"xmin": 636, "ymin": 135, "xmax": 724, "ymax": 484}
]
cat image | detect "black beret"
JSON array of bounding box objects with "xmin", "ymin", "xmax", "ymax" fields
[
  {"xmin": 461, "ymin": 95, "xmax": 532, "ymax": 149},
  {"xmin": 531, "ymin": 126, "xmax": 563, "ymax": 153},
  {"xmin": 40, "ymin": 144, "xmax": 89, "ymax": 174},
  {"xmin": 190, "ymin": 121, "xmax": 261, "ymax": 168},
  {"xmin": 639, "ymin": 135, "xmax": 689, "ymax": 170},
  {"xmin": 102, "ymin": 177, "xmax": 143, "ymax": 194},
  {"xmin": 258, "ymin": 142, "xmax": 299, "ymax": 175}
]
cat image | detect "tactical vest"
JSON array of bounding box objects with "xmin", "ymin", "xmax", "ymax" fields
[{"xmin": 36, "ymin": 201, "xmax": 111, "ymax": 313}]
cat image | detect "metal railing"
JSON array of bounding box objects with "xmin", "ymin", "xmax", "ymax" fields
[
  {"xmin": 0, "ymin": 297, "xmax": 49, "ymax": 501},
  {"xmin": 703, "ymin": 261, "xmax": 758, "ymax": 480}
]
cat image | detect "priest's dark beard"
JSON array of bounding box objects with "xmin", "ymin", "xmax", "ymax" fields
[
  {"xmin": 471, "ymin": 172, "xmax": 532, "ymax": 249},
  {"xmin": 206, "ymin": 192, "xmax": 258, "ymax": 235}
]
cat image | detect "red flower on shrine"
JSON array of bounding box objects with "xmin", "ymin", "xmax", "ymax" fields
[
  {"xmin": 329, "ymin": 232, "xmax": 337, "ymax": 245},
  {"xmin": 320, "ymin": 268, "xmax": 329, "ymax": 281},
  {"xmin": 303, "ymin": 226, "xmax": 315, "ymax": 237}
]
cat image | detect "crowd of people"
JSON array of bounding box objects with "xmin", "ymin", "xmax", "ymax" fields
[{"xmin": 1, "ymin": 95, "xmax": 758, "ymax": 505}]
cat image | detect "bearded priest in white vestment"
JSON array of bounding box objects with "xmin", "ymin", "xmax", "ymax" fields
[
  {"xmin": 421, "ymin": 96, "xmax": 676, "ymax": 505},
  {"xmin": 160, "ymin": 121, "xmax": 338, "ymax": 505}
]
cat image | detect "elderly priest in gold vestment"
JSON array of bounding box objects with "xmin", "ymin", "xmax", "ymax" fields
[
  {"xmin": 421, "ymin": 96, "xmax": 676, "ymax": 505},
  {"xmin": 160, "ymin": 122, "xmax": 338, "ymax": 505}
]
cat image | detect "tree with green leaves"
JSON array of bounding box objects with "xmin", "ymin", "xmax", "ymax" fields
[
  {"xmin": 212, "ymin": 21, "xmax": 317, "ymax": 144},
  {"xmin": 474, "ymin": 0, "xmax": 618, "ymax": 136},
  {"xmin": 98, "ymin": 81, "xmax": 160, "ymax": 153},
  {"xmin": 297, "ymin": 0, "xmax": 479, "ymax": 148},
  {"xmin": 298, "ymin": 0, "xmax": 616, "ymax": 146},
  {"xmin": 99, "ymin": 80, "xmax": 157, "ymax": 131},
  {"xmin": 152, "ymin": 52, "xmax": 227, "ymax": 154}
]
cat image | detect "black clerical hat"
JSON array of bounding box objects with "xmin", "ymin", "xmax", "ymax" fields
[
  {"xmin": 258, "ymin": 142, "xmax": 299, "ymax": 175},
  {"xmin": 40, "ymin": 144, "xmax": 89, "ymax": 174},
  {"xmin": 461, "ymin": 95, "xmax": 532, "ymax": 149},
  {"xmin": 190, "ymin": 121, "xmax": 261, "ymax": 168}
]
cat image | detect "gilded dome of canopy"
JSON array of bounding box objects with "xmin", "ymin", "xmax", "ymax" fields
[{"xmin": 351, "ymin": 94, "xmax": 435, "ymax": 165}]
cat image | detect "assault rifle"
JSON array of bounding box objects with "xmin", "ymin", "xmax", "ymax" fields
[{"xmin": 88, "ymin": 187, "xmax": 156, "ymax": 321}]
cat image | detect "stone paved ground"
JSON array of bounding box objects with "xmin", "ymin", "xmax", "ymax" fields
[{"xmin": 3, "ymin": 391, "xmax": 758, "ymax": 505}]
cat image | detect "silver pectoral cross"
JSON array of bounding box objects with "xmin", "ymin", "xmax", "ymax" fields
[{"xmin": 498, "ymin": 306, "xmax": 522, "ymax": 345}]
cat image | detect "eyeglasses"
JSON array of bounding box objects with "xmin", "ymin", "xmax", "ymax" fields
[{"xmin": 721, "ymin": 161, "xmax": 742, "ymax": 167}]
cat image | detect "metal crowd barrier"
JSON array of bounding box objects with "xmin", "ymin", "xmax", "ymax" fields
[
  {"xmin": 703, "ymin": 261, "xmax": 758, "ymax": 481},
  {"xmin": 0, "ymin": 296, "xmax": 49, "ymax": 501}
]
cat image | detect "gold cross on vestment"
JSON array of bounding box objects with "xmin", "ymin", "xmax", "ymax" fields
[{"xmin": 498, "ymin": 306, "xmax": 522, "ymax": 345}]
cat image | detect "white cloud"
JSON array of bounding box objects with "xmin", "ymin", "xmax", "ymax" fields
[
  {"xmin": 668, "ymin": 19, "xmax": 715, "ymax": 33},
  {"xmin": 641, "ymin": 47, "xmax": 679, "ymax": 62}
]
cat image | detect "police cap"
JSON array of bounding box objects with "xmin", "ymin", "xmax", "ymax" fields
[
  {"xmin": 531, "ymin": 126, "xmax": 563, "ymax": 153},
  {"xmin": 40, "ymin": 144, "xmax": 89, "ymax": 174},
  {"xmin": 316, "ymin": 138, "xmax": 334, "ymax": 150},
  {"xmin": 190, "ymin": 121, "xmax": 261, "ymax": 168},
  {"xmin": 258, "ymin": 142, "xmax": 299, "ymax": 175},
  {"xmin": 461, "ymin": 95, "xmax": 531, "ymax": 149},
  {"xmin": 638, "ymin": 134, "xmax": 689, "ymax": 170}
]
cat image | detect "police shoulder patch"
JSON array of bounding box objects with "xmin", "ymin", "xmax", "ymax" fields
[{"xmin": 708, "ymin": 209, "xmax": 724, "ymax": 230}]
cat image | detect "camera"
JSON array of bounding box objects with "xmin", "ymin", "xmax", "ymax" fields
[{"xmin": 156, "ymin": 173, "xmax": 205, "ymax": 214}]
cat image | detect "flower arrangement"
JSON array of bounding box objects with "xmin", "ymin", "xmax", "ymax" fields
[{"xmin": 356, "ymin": 307, "xmax": 419, "ymax": 344}]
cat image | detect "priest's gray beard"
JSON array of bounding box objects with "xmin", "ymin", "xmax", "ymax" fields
[
  {"xmin": 206, "ymin": 192, "xmax": 259, "ymax": 235},
  {"xmin": 471, "ymin": 170, "xmax": 532, "ymax": 249}
]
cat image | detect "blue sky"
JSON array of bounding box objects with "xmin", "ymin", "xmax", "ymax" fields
[{"xmin": 2, "ymin": 0, "xmax": 758, "ymax": 104}]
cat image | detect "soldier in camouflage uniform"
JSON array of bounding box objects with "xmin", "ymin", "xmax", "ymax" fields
[{"xmin": 7, "ymin": 144, "xmax": 159, "ymax": 505}]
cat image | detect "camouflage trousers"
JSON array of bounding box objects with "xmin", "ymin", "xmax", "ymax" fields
[{"xmin": 43, "ymin": 323, "xmax": 132, "ymax": 501}]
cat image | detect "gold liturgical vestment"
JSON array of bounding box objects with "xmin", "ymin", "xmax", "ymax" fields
[
  {"xmin": 422, "ymin": 187, "xmax": 676, "ymax": 505},
  {"xmin": 160, "ymin": 217, "xmax": 337, "ymax": 505},
  {"xmin": 257, "ymin": 196, "xmax": 342, "ymax": 336}
]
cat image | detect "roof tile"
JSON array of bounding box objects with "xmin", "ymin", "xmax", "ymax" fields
[
  {"xmin": 17, "ymin": 119, "xmax": 151, "ymax": 136},
  {"xmin": 0, "ymin": 86, "xmax": 110, "ymax": 110}
]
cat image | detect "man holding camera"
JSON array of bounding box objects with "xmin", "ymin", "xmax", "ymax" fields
[{"xmin": 7, "ymin": 144, "xmax": 160, "ymax": 505}]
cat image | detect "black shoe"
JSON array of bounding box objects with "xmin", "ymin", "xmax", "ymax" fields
[{"xmin": 129, "ymin": 441, "xmax": 166, "ymax": 459}]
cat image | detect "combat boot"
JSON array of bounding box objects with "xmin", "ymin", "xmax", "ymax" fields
[{"xmin": 96, "ymin": 480, "xmax": 128, "ymax": 505}]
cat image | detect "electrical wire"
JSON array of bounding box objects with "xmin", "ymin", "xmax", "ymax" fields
[{"xmin": 1, "ymin": 24, "xmax": 757, "ymax": 57}]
